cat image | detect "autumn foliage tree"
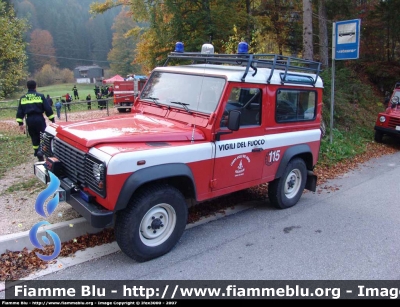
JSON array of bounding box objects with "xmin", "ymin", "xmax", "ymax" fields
[
  {"xmin": 28, "ymin": 29, "xmax": 58, "ymax": 72},
  {"xmin": 108, "ymin": 8, "xmax": 143, "ymax": 76},
  {"xmin": 33, "ymin": 64, "xmax": 74, "ymax": 86},
  {"xmin": 90, "ymin": 0, "xmax": 400, "ymax": 92},
  {"xmin": 0, "ymin": 0, "xmax": 28, "ymax": 98}
]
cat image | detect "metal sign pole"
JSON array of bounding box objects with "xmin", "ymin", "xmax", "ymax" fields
[
  {"xmin": 330, "ymin": 19, "xmax": 361, "ymax": 144},
  {"xmin": 330, "ymin": 59, "xmax": 335, "ymax": 144},
  {"xmin": 330, "ymin": 22, "xmax": 336, "ymax": 144}
]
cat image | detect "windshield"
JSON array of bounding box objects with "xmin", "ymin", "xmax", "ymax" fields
[
  {"xmin": 392, "ymin": 90, "xmax": 400, "ymax": 102},
  {"xmin": 140, "ymin": 71, "xmax": 225, "ymax": 114}
]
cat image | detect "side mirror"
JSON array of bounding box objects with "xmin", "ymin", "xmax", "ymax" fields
[
  {"xmin": 215, "ymin": 109, "xmax": 241, "ymax": 141},
  {"xmin": 227, "ymin": 110, "xmax": 241, "ymax": 131}
]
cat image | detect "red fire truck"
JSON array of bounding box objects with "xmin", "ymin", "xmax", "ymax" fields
[
  {"xmin": 35, "ymin": 42, "xmax": 323, "ymax": 262},
  {"xmin": 374, "ymin": 82, "xmax": 400, "ymax": 143},
  {"xmin": 113, "ymin": 76, "xmax": 148, "ymax": 112}
]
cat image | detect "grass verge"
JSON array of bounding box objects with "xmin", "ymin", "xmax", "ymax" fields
[{"xmin": 0, "ymin": 124, "xmax": 33, "ymax": 179}]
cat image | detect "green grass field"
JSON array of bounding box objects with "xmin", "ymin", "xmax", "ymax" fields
[
  {"xmin": 0, "ymin": 82, "xmax": 117, "ymax": 179},
  {"xmin": 0, "ymin": 83, "xmax": 111, "ymax": 119},
  {"xmin": 37, "ymin": 83, "xmax": 98, "ymax": 101}
]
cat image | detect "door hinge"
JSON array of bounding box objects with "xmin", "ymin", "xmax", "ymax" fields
[{"xmin": 209, "ymin": 179, "xmax": 217, "ymax": 188}]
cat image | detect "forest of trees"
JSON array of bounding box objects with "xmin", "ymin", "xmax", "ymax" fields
[
  {"xmin": 88, "ymin": 0, "xmax": 400, "ymax": 91},
  {"xmin": 12, "ymin": 0, "xmax": 120, "ymax": 72},
  {"xmin": 2, "ymin": 0, "xmax": 400, "ymax": 98}
]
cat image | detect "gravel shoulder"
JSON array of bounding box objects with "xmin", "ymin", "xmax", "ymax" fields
[
  {"xmin": 0, "ymin": 109, "xmax": 120, "ymax": 236},
  {"xmin": 0, "ymin": 157, "xmax": 81, "ymax": 236}
]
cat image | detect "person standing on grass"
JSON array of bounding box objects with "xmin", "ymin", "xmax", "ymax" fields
[
  {"xmin": 63, "ymin": 93, "xmax": 72, "ymax": 111},
  {"xmin": 55, "ymin": 98, "xmax": 62, "ymax": 119},
  {"xmin": 86, "ymin": 94, "xmax": 92, "ymax": 110},
  {"xmin": 94, "ymin": 84, "xmax": 100, "ymax": 97},
  {"xmin": 46, "ymin": 94, "xmax": 53, "ymax": 107},
  {"xmin": 72, "ymin": 85, "xmax": 79, "ymax": 100},
  {"xmin": 97, "ymin": 92, "xmax": 105, "ymax": 110},
  {"xmin": 108, "ymin": 85, "xmax": 114, "ymax": 97},
  {"xmin": 16, "ymin": 80, "xmax": 55, "ymax": 162}
]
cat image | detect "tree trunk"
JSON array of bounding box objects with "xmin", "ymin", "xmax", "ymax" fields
[
  {"xmin": 245, "ymin": 0, "xmax": 251, "ymax": 42},
  {"xmin": 303, "ymin": 0, "xmax": 313, "ymax": 60},
  {"xmin": 318, "ymin": 0, "xmax": 328, "ymax": 67}
]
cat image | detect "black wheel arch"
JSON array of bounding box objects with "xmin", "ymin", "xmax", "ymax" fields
[
  {"xmin": 275, "ymin": 144, "xmax": 314, "ymax": 179},
  {"xmin": 114, "ymin": 163, "xmax": 197, "ymax": 212}
]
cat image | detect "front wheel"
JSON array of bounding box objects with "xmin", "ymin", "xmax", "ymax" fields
[
  {"xmin": 115, "ymin": 184, "xmax": 188, "ymax": 262},
  {"xmin": 268, "ymin": 158, "xmax": 307, "ymax": 209},
  {"xmin": 374, "ymin": 130, "xmax": 383, "ymax": 143}
]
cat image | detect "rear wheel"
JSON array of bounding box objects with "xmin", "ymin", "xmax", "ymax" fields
[
  {"xmin": 268, "ymin": 158, "xmax": 307, "ymax": 209},
  {"xmin": 118, "ymin": 108, "xmax": 128, "ymax": 113},
  {"xmin": 115, "ymin": 184, "xmax": 188, "ymax": 262},
  {"xmin": 374, "ymin": 130, "xmax": 383, "ymax": 143}
]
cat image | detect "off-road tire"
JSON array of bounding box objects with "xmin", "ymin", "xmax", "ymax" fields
[
  {"xmin": 374, "ymin": 130, "xmax": 383, "ymax": 143},
  {"xmin": 118, "ymin": 108, "xmax": 128, "ymax": 113},
  {"xmin": 268, "ymin": 158, "xmax": 307, "ymax": 209},
  {"xmin": 115, "ymin": 184, "xmax": 188, "ymax": 262}
]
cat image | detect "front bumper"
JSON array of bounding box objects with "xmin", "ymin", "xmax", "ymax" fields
[
  {"xmin": 33, "ymin": 162, "xmax": 114, "ymax": 229},
  {"xmin": 374, "ymin": 125, "xmax": 400, "ymax": 136},
  {"xmin": 119, "ymin": 102, "xmax": 133, "ymax": 107}
]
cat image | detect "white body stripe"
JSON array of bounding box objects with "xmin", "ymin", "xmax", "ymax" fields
[
  {"xmin": 114, "ymin": 91, "xmax": 134, "ymax": 94},
  {"xmin": 106, "ymin": 142, "xmax": 214, "ymax": 175},
  {"xmin": 105, "ymin": 129, "xmax": 320, "ymax": 175},
  {"xmin": 215, "ymin": 129, "xmax": 321, "ymax": 158}
]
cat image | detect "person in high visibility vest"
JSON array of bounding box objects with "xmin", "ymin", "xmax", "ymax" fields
[{"xmin": 16, "ymin": 80, "xmax": 55, "ymax": 161}]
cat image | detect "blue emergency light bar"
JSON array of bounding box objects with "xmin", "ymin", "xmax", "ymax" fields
[
  {"xmin": 164, "ymin": 41, "xmax": 321, "ymax": 86},
  {"xmin": 175, "ymin": 42, "xmax": 184, "ymax": 53},
  {"xmin": 237, "ymin": 42, "xmax": 249, "ymax": 54}
]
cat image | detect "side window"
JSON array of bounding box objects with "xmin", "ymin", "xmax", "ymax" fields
[
  {"xmin": 276, "ymin": 89, "xmax": 316, "ymax": 122},
  {"xmin": 221, "ymin": 87, "xmax": 262, "ymax": 127}
]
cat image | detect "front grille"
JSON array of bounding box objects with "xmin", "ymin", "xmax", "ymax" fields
[
  {"xmin": 39, "ymin": 133, "xmax": 106, "ymax": 197},
  {"xmin": 53, "ymin": 138, "xmax": 86, "ymax": 184},
  {"xmin": 40, "ymin": 132, "xmax": 53, "ymax": 157},
  {"xmin": 388, "ymin": 117, "xmax": 400, "ymax": 129}
]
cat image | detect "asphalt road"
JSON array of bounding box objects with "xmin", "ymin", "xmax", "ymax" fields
[{"xmin": 1, "ymin": 150, "xmax": 400, "ymax": 295}]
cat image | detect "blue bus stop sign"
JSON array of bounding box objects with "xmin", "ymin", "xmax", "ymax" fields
[{"xmin": 333, "ymin": 19, "xmax": 361, "ymax": 60}]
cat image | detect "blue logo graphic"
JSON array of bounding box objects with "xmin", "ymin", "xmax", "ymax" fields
[{"xmin": 29, "ymin": 171, "xmax": 62, "ymax": 261}]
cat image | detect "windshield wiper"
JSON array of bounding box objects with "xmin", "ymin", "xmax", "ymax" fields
[
  {"xmin": 143, "ymin": 96, "xmax": 161, "ymax": 107},
  {"xmin": 171, "ymin": 101, "xmax": 192, "ymax": 114}
]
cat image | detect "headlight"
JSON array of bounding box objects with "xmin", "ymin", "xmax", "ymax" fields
[
  {"xmin": 85, "ymin": 156, "xmax": 106, "ymax": 197},
  {"xmin": 379, "ymin": 116, "xmax": 386, "ymax": 123},
  {"xmin": 92, "ymin": 163, "xmax": 105, "ymax": 182},
  {"xmin": 40, "ymin": 132, "xmax": 54, "ymax": 157},
  {"xmin": 391, "ymin": 96, "xmax": 399, "ymax": 104}
]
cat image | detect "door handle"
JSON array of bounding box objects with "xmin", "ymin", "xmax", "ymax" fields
[{"xmin": 252, "ymin": 147, "xmax": 263, "ymax": 152}]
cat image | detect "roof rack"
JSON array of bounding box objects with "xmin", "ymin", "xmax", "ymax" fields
[{"xmin": 163, "ymin": 52, "xmax": 322, "ymax": 86}]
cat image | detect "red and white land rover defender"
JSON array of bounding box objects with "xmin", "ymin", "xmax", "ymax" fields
[
  {"xmin": 374, "ymin": 83, "xmax": 400, "ymax": 143},
  {"xmin": 34, "ymin": 42, "xmax": 323, "ymax": 262},
  {"xmin": 113, "ymin": 77, "xmax": 147, "ymax": 113}
]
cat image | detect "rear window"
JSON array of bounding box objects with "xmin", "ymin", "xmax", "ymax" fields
[{"xmin": 276, "ymin": 89, "xmax": 317, "ymax": 123}]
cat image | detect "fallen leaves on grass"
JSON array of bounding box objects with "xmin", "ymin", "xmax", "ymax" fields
[{"xmin": 1, "ymin": 140, "xmax": 399, "ymax": 281}]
